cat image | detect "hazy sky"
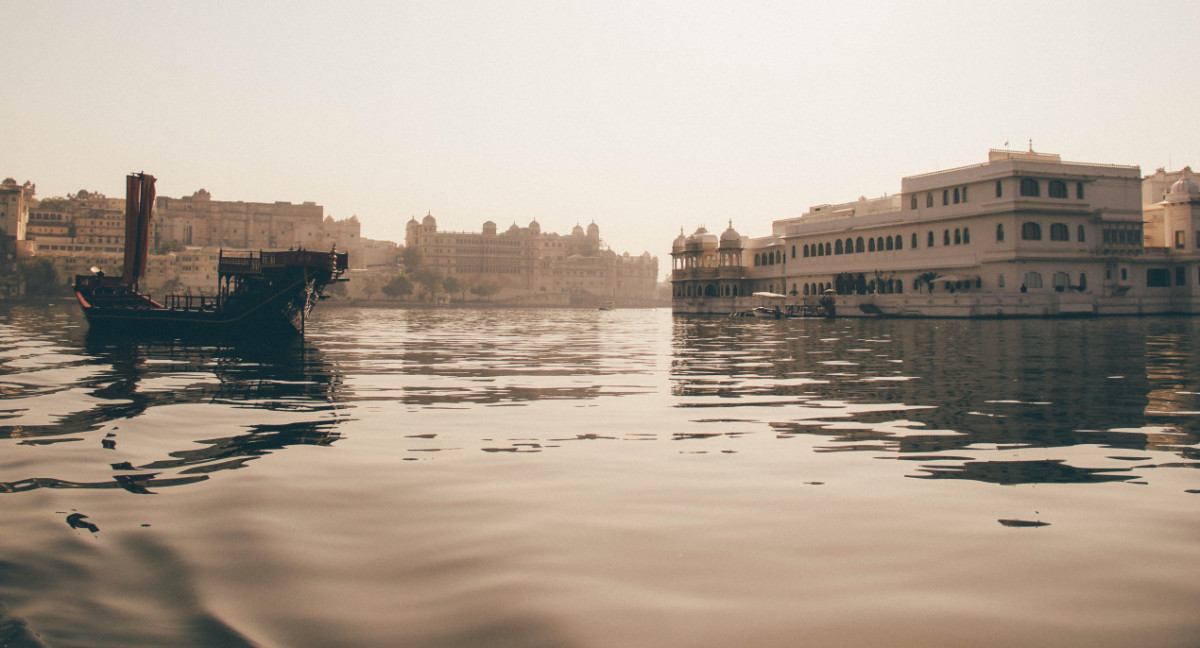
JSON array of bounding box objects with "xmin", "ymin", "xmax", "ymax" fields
[{"xmin": 6, "ymin": 1, "xmax": 1199, "ymax": 273}]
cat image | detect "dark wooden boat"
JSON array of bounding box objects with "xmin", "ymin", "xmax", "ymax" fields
[{"xmin": 73, "ymin": 173, "xmax": 347, "ymax": 337}]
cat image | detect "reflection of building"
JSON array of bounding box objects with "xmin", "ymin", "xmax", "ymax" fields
[
  {"xmin": 406, "ymin": 214, "xmax": 659, "ymax": 305},
  {"xmin": 673, "ymin": 150, "xmax": 1200, "ymax": 317}
]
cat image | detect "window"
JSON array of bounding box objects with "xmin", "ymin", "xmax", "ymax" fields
[
  {"xmin": 1049, "ymin": 180, "xmax": 1068, "ymax": 198},
  {"xmin": 962, "ymin": 186, "xmax": 968, "ymax": 202},
  {"xmin": 802, "ymin": 245, "xmax": 809, "ymax": 258},
  {"xmin": 845, "ymin": 238, "xmax": 854, "ymax": 254},
  {"xmin": 835, "ymin": 239, "xmax": 844, "ymax": 254},
  {"xmin": 1121, "ymin": 268, "xmax": 1128, "ymax": 281},
  {"xmin": 953, "ymin": 188, "xmax": 960, "ymax": 204},
  {"xmin": 910, "ymin": 195, "xmax": 918, "ymax": 210},
  {"xmin": 1076, "ymin": 182, "xmax": 1084, "ymax": 199},
  {"xmin": 1077, "ymin": 225, "xmax": 1085, "ymax": 243},
  {"xmin": 954, "ymin": 228, "xmax": 961, "ymax": 245},
  {"xmin": 1177, "ymin": 266, "xmax": 1187, "ymax": 286},
  {"xmin": 942, "ymin": 190, "xmax": 949, "ymax": 205},
  {"xmin": 856, "ymin": 237, "xmax": 864, "ymax": 253},
  {"xmin": 1147, "ymin": 268, "xmax": 1171, "ymax": 287},
  {"xmin": 998, "ymin": 274, "xmax": 1006, "ymax": 288},
  {"xmin": 1078, "ymin": 273, "xmax": 1087, "ymax": 291},
  {"xmin": 927, "ymin": 231, "xmax": 934, "ymax": 247},
  {"xmin": 1175, "ymin": 231, "xmax": 1186, "ymax": 249},
  {"xmin": 926, "ymin": 193, "xmax": 933, "ymax": 208},
  {"xmin": 1021, "ymin": 222, "xmax": 1042, "ymax": 240},
  {"xmin": 1020, "ymin": 178, "xmax": 1040, "ymax": 197},
  {"xmin": 825, "ymin": 242, "xmax": 832, "ymax": 256},
  {"xmin": 792, "ymin": 245, "xmax": 796, "ymax": 258},
  {"xmin": 876, "ymin": 237, "xmax": 883, "ymax": 251},
  {"xmin": 896, "ymin": 235, "xmax": 903, "ymax": 250},
  {"xmin": 885, "ymin": 237, "xmax": 893, "ymax": 251},
  {"xmin": 943, "ymin": 230, "xmax": 950, "ymax": 245},
  {"xmin": 996, "ymin": 180, "xmax": 1003, "ymax": 198},
  {"xmin": 1050, "ymin": 223, "xmax": 1069, "ymax": 241},
  {"xmin": 1053, "ymin": 272, "xmax": 1070, "ymax": 291},
  {"xmin": 963, "ymin": 227, "xmax": 970, "ymax": 244},
  {"xmin": 911, "ymin": 233, "xmax": 918, "ymax": 248},
  {"xmin": 868, "ymin": 238, "xmax": 876, "ymax": 252},
  {"xmin": 1023, "ymin": 271, "xmax": 1043, "ymax": 289},
  {"xmin": 996, "ymin": 224, "xmax": 1005, "ymax": 242}
]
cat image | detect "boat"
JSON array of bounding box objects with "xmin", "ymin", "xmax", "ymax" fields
[
  {"xmin": 73, "ymin": 173, "xmax": 348, "ymax": 337},
  {"xmin": 598, "ymin": 300, "xmax": 614, "ymax": 311}
]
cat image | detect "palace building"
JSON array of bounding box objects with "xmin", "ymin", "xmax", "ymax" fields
[
  {"xmin": 673, "ymin": 149, "xmax": 1200, "ymax": 317},
  {"xmin": 406, "ymin": 214, "xmax": 659, "ymax": 306}
]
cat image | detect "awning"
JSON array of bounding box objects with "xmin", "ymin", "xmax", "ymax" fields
[{"xmin": 752, "ymin": 292, "xmax": 786, "ymax": 298}]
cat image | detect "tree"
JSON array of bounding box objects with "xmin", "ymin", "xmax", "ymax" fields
[
  {"xmin": 17, "ymin": 258, "xmax": 67, "ymax": 298},
  {"xmin": 381, "ymin": 274, "xmax": 414, "ymax": 299},
  {"xmin": 154, "ymin": 239, "xmax": 185, "ymax": 255},
  {"xmin": 410, "ymin": 267, "xmax": 443, "ymax": 301},
  {"xmin": 401, "ymin": 246, "xmax": 422, "ymax": 271},
  {"xmin": 442, "ymin": 275, "xmax": 463, "ymax": 301},
  {"xmin": 916, "ymin": 271, "xmax": 942, "ymax": 293},
  {"xmin": 470, "ymin": 280, "xmax": 500, "ymax": 301}
]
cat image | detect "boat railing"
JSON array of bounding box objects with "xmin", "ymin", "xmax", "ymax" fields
[{"xmin": 218, "ymin": 249, "xmax": 349, "ymax": 275}]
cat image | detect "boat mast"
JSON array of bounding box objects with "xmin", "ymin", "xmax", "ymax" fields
[{"xmin": 120, "ymin": 172, "xmax": 156, "ymax": 290}]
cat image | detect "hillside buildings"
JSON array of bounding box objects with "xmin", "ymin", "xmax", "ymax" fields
[
  {"xmin": 406, "ymin": 214, "xmax": 659, "ymax": 306},
  {"xmin": 672, "ymin": 149, "xmax": 1200, "ymax": 317}
]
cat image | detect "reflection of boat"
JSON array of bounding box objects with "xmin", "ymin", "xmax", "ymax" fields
[{"xmin": 73, "ymin": 173, "xmax": 347, "ymax": 337}]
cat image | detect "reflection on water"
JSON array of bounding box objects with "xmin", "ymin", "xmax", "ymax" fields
[
  {"xmin": 0, "ymin": 304, "xmax": 344, "ymax": 494},
  {"xmin": 1, "ymin": 304, "xmax": 1199, "ymax": 647}
]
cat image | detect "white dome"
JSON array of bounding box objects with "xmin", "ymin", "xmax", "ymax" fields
[
  {"xmin": 672, "ymin": 228, "xmax": 687, "ymax": 251},
  {"xmin": 1167, "ymin": 175, "xmax": 1200, "ymax": 202}
]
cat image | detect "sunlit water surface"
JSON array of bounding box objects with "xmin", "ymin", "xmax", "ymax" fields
[{"xmin": 1, "ymin": 304, "xmax": 1198, "ymax": 647}]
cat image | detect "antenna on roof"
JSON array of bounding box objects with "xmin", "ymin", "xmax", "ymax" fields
[{"xmin": 1028, "ymin": 138, "xmax": 1033, "ymax": 152}]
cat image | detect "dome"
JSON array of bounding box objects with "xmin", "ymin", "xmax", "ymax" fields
[
  {"xmin": 719, "ymin": 221, "xmax": 742, "ymax": 247},
  {"xmin": 672, "ymin": 228, "xmax": 687, "ymax": 251},
  {"xmin": 482, "ymin": 220, "xmax": 497, "ymax": 235},
  {"xmin": 687, "ymin": 226, "xmax": 718, "ymax": 249},
  {"xmin": 1167, "ymin": 174, "xmax": 1200, "ymax": 203},
  {"xmin": 572, "ymin": 224, "xmax": 585, "ymax": 236},
  {"xmin": 529, "ymin": 219, "xmax": 541, "ymax": 234},
  {"xmin": 421, "ymin": 212, "xmax": 437, "ymax": 227}
]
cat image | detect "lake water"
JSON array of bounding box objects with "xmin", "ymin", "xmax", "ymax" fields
[{"xmin": 1, "ymin": 303, "xmax": 1198, "ymax": 647}]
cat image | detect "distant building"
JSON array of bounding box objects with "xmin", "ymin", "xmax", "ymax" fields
[
  {"xmin": 0, "ymin": 178, "xmax": 34, "ymax": 259},
  {"xmin": 406, "ymin": 214, "xmax": 658, "ymax": 305},
  {"xmin": 673, "ymin": 149, "xmax": 1200, "ymax": 317},
  {"xmin": 154, "ymin": 189, "xmax": 365, "ymax": 268}
]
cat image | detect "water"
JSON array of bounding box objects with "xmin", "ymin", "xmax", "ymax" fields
[{"xmin": 1, "ymin": 303, "xmax": 1198, "ymax": 647}]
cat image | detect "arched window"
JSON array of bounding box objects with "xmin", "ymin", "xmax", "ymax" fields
[
  {"xmin": 953, "ymin": 188, "xmax": 960, "ymax": 204},
  {"xmin": 943, "ymin": 230, "xmax": 951, "ymax": 245},
  {"xmin": 791, "ymin": 245, "xmax": 796, "ymax": 258},
  {"xmin": 954, "ymin": 228, "xmax": 962, "ymax": 245},
  {"xmin": 996, "ymin": 223, "xmax": 1005, "ymax": 242},
  {"xmin": 1021, "ymin": 222, "xmax": 1042, "ymax": 240},
  {"xmin": 926, "ymin": 193, "xmax": 933, "ymax": 208},
  {"xmin": 1050, "ymin": 223, "xmax": 1069, "ymax": 241},
  {"xmin": 845, "ymin": 237, "xmax": 854, "ymax": 254},
  {"xmin": 910, "ymin": 195, "xmax": 917, "ymax": 210},
  {"xmin": 802, "ymin": 245, "xmax": 809, "ymax": 258},
  {"xmin": 995, "ymin": 180, "xmax": 1003, "ymax": 198},
  {"xmin": 869, "ymin": 238, "xmax": 876, "ymax": 252},
  {"xmin": 963, "ymin": 227, "xmax": 970, "ymax": 244},
  {"xmin": 911, "ymin": 233, "xmax": 917, "ymax": 248},
  {"xmin": 855, "ymin": 237, "xmax": 864, "ymax": 253},
  {"xmin": 754, "ymin": 253, "xmax": 760, "ymax": 266},
  {"xmin": 1077, "ymin": 225, "xmax": 1085, "ymax": 242},
  {"xmin": 962, "ymin": 186, "xmax": 968, "ymax": 202},
  {"xmin": 1023, "ymin": 271, "xmax": 1043, "ymax": 289},
  {"xmin": 927, "ymin": 231, "xmax": 934, "ymax": 247},
  {"xmin": 835, "ymin": 239, "xmax": 844, "ymax": 254},
  {"xmin": 885, "ymin": 237, "xmax": 894, "ymax": 251},
  {"xmin": 825, "ymin": 242, "xmax": 831, "ymax": 256},
  {"xmin": 1020, "ymin": 178, "xmax": 1040, "ymax": 197},
  {"xmin": 1048, "ymin": 180, "xmax": 1068, "ymax": 198},
  {"xmin": 1053, "ymin": 272, "xmax": 1070, "ymax": 291},
  {"xmin": 896, "ymin": 235, "xmax": 903, "ymax": 250},
  {"xmin": 942, "ymin": 189, "xmax": 949, "ymax": 205},
  {"xmin": 816, "ymin": 244, "xmax": 824, "ymax": 257},
  {"xmin": 803, "ymin": 284, "xmax": 809, "ymax": 295}
]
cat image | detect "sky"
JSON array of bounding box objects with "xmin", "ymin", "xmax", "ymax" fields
[{"xmin": 5, "ymin": 1, "xmax": 1200, "ymax": 277}]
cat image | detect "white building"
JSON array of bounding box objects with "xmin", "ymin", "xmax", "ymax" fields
[{"xmin": 673, "ymin": 149, "xmax": 1200, "ymax": 317}]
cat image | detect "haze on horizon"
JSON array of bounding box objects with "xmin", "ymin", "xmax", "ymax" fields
[{"xmin": 6, "ymin": 1, "xmax": 1199, "ymax": 274}]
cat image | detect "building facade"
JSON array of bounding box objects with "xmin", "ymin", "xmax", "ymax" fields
[
  {"xmin": 406, "ymin": 214, "xmax": 659, "ymax": 305},
  {"xmin": 673, "ymin": 150, "xmax": 1200, "ymax": 317}
]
